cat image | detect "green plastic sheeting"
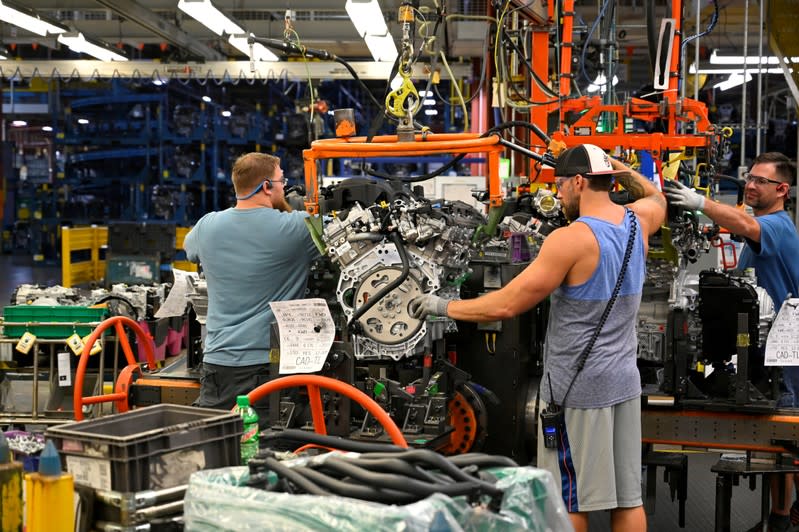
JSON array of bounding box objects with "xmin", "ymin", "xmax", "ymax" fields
[{"xmin": 184, "ymin": 458, "xmax": 571, "ymax": 532}]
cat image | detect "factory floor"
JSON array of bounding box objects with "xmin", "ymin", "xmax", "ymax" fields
[{"xmin": 0, "ymin": 253, "xmax": 775, "ymax": 531}]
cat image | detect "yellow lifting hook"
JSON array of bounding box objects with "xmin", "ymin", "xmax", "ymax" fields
[{"xmin": 385, "ymin": 71, "xmax": 421, "ymax": 119}]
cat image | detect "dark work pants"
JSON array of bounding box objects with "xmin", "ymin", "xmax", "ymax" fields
[{"xmin": 195, "ymin": 362, "xmax": 271, "ymax": 428}]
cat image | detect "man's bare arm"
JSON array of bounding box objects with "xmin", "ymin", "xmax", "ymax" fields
[
  {"xmin": 610, "ymin": 158, "xmax": 667, "ymax": 235},
  {"xmin": 701, "ymin": 201, "xmax": 761, "ymax": 242},
  {"xmin": 612, "ymin": 159, "xmax": 657, "ymax": 198},
  {"xmin": 445, "ymin": 227, "xmax": 580, "ymax": 322}
]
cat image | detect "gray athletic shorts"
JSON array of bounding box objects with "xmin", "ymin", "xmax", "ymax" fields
[{"xmin": 537, "ymin": 395, "xmax": 643, "ymax": 513}]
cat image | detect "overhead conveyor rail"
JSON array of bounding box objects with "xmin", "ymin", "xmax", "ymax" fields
[{"xmin": 0, "ymin": 61, "xmax": 469, "ymax": 83}]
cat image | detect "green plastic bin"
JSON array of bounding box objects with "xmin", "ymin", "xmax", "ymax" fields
[{"xmin": 2, "ymin": 305, "xmax": 108, "ymax": 338}]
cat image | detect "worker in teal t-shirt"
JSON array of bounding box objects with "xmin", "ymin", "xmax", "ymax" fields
[{"xmin": 184, "ymin": 152, "xmax": 320, "ymax": 423}]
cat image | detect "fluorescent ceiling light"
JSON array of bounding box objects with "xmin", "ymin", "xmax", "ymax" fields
[
  {"xmin": 587, "ymin": 73, "xmax": 619, "ymax": 93},
  {"xmin": 42, "ymin": 126, "xmax": 53, "ymax": 132},
  {"xmin": 11, "ymin": 120, "xmax": 27, "ymax": 127},
  {"xmin": 0, "ymin": 1, "xmax": 66, "ymax": 36},
  {"xmin": 202, "ymin": 95, "xmax": 212, "ymax": 103},
  {"xmin": 713, "ymin": 72, "xmax": 753, "ymax": 91},
  {"xmin": 423, "ymin": 99, "xmax": 436, "ymax": 106},
  {"xmin": 77, "ymin": 118, "xmax": 89, "ymax": 124},
  {"xmin": 709, "ymin": 50, "xmax": 799, "ymax": 65},
  {"xmin": 346, "ymin": 0, "xmax": 396, "ymax": 62},
  {"xmin": 229, "ymin": 34, "xmax": 278, "ymax": 62},
  {"xmin": 345, "ymin": 0, "xmax": 388, "ymax": 38},
  {"xmin": 58, "ymin": 32, "xmax": 128, "ymax": 61},
  {"xmin": 178, "ymin": 0, "xmax": 243, "ymax": 36},
  {"xmin": 221, "ymin": 110, "xmax": 231, "ymax": 117},
  {"xmin": 364, "ymin": 33, "xmax": 398, "ymax": 62},
  {"xmin": 424, "ymin": 109, "xmax": 438, "ymax": 116},
  {"xmin": 689, "ymin": 64, "xmax": 789, "ymax": 75}
]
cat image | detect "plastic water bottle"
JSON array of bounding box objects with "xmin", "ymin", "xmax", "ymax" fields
[{"xmin": 235, "ymin": 395, "xmax": 259, "ymax": 464}]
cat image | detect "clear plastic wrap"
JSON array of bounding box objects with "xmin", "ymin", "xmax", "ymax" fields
[{"xmin": 184, "ymin": 462, "xmax": 571, "ymax": 531}]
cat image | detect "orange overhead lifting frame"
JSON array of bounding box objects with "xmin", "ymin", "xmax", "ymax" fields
[
  {"xmin": 301, "ymin": 0, "xmax": 721, "ymax": 199},
  {"xmin": 303, "ymin": 133, "xmax": 506, "ymax": 215},
  {"xmin": 527, "ymin": 0, "xmax": 725, "ymax": 180}
]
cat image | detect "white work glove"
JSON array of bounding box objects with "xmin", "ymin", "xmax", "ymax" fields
[
  {"xmin": 663, "ymin": 179, "xmax": 706, "ymax": 211},
  {"xmin": 408, "ymin": 294, "xmax": 450, "ymax": 320}
]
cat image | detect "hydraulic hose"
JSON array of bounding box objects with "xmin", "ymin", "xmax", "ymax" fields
[
  {"xmin": 260, "ymin": 429, "xmax": 406, "ymax": 454},
  {"xmin": 500, "ymin": 32, "xmax": 560, "ymax": 101},
  {"xmin": 292, "ymin": 466, "xmax": 419, "ymax": 504},
  {"xmin": 261, "ymin": 456, "xmax": 329, "ymax": 496},
  {"xmin": 356, "ymin": 448, "xmax": 500, "ymax": 491},
  {"xmin": 446, "ymin": 453, "xmax": 519, "ymax": 469},
  {"xmin": 348, "ymin": 457, "xmax": 440, "ymax": 483},
  {"xmin": 316, "ymin": 455, "xmax": 503, "ymax": 500},
  {"xmin": 498, "ymin": 138, "xmax": 548, "ymax": 164},
  {"xmin": 253, "ymin": 37, "xmax": 385, "ymax": 114},
  {"xmin": 248, "ymin": 448, "xmax": 514, "ymax": 512},
  {"xmin": 681, "ymin": 0, "xmax": 719, "ymax": 53}
]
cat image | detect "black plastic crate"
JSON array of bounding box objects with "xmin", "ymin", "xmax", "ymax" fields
[
  {"xmin": 108, "ymin": 222, "xmax": 176, "ymax": 260},
  {"xmin": 46, "ymin": 404, "xmax": 242, "ymax": 492}
]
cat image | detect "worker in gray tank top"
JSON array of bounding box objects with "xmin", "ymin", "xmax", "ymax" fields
[{"xmin": 410, "ymin": 144, "xmax": 666, "ymax": 532}]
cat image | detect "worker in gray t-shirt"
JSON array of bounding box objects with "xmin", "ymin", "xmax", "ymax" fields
[{"xmin": 184, "ymin": 152, "xmax": 320, "ymax": 420}]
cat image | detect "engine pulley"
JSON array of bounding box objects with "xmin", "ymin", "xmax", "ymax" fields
[{"xmin": 353, "ymin": 267, "xmax": 424, "ymax": 345}]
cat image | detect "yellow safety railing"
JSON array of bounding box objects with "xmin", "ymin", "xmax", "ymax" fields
[
  {"xmin": 61, "ymin": 225, "xmax": 196, "ymax": 288},
  {"xmin": 174, "ymin": 227, "xmax": 199, "ymax": 273},
  {"xmin": 61, "ymin": 226, "xmax": 107, "ymax": 288}
]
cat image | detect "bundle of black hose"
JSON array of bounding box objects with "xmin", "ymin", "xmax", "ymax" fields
[
  {"xmin": 259, "ymin": 429, "xmax": 406, "ymax": 454},
  {"xmin": 244, "ymin": 471, "xmax": 271, "ymax": 490},
  {"xmin": 290, "ymin": 466, "xmax": 419, "ymax": 505},
  {"xmin": 356, "ymin": 449, "xmax": 500, "ymax": 490},
  {"xmin": 245, "ymin": 446, "xmax": 518, "ymax": 512},
  {"xmin": 262, "ymin": 456, "xmax": 329, "ymax": 496},
  {"xmin": 346, "ymin": 456, "xmax": 440, "ymax": 483},
  {"xmin": 446, "ymin": 453, "xmax": 518, "ymax": 469},
  {"xmin": 314, "ymin": 455, "xmax": 504, "ymax": 502},
  {"xmin": 247, "ymin": 448, "xmax": 279, "ymax": 476}
]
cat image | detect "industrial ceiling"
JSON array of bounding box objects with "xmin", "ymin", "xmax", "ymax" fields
[
  {"xmin": 1, "ymin": 0, "xmax": 793, "ymax": 134},
  {"xmin": 0, "ymin": 1, "xmax": 767, "ymax": 84}
]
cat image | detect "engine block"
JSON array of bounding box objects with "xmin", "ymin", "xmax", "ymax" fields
[{"xmin": 322, "ymin": 197, "xmax": 477, "ymax": 360}]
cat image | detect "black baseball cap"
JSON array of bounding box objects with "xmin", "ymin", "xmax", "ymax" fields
[{"xmin": 555, "ymin": 144, "xmax": 627, "ymax": 178}]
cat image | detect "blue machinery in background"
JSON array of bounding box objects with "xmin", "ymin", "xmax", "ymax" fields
[{"xmin": 3, "ymin": 77, "xmax": 462, "ymax": 261}]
